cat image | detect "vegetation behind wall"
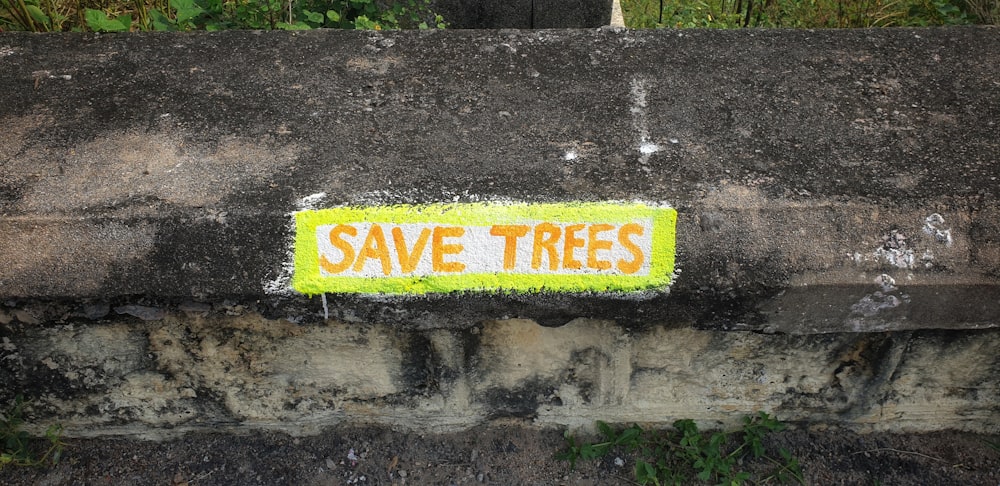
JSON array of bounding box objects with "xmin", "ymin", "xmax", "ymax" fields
[
  {"xmin": 622, "ymin": 0, "xmax": 998, "ymax": 27},
  {"xmin": 0, "ymin": 0, "xmax": 446, "ymax": 32},
  {"xmin": 4, "ymin": 0, "xmax": 998, "ymax": 32}
]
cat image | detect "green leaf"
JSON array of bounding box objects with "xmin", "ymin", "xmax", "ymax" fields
[
  {"xmin": 149, "ymin": 9, "xmax": 175, "ymax": 31},
  {"xmin": 558, "ymin": 431, "xmax": 580, "ymax": 469},
  {"xmin": 635, "ymin": 459, "xmax": 658, "ymax": 485},
  {"xmin": 618, "ymin": 425, "xmax": 642, "ymax": 446},
  {"xmin": 84, "ymin": 9, "xmax": 129, "ymax": 32},
  {"xmin": 580, "ymin": 443, "xmax": 596, "ymax": 459},
  {"xmin": 709, "ymin": 432, "xmax": 726, "ymax": 449},
  {"xmin": 44, "ymin": 424, "xmax": 61, "ymax": 441},
  {"xmin": 353, "ymin": 15, "xmax": 376, "ymax": 29},
  {"xmin": 171, "ymin": 0, "xmax": 204, "ymax": 23},
  {"xmin": 555, "ymin": 448, "xmax": 577, "ymax": 469},
  {"xmin": 303, "ymin": 9, "xmax": 324, "ymax": 24},
  {"xmin": 326, "ymin": 9, "xmax": 341, "ymax": 22},
  {"xmin": 25, "ymin": 5, "xmax": 51, "ymax": 29},
  {"xmin": 674, "ymin": 419, "xmax": 698, "ymax": 435},
  {"xmin": 83, "ymin": 9, "xmax": 104, "ymax": 31},
  {"xmin": 938, "ymin": 3, "xmax": 959, "ymax": 14},
  {"xmin": 597, "ymin": 421, "xmax": 614, "ymax": 440}
]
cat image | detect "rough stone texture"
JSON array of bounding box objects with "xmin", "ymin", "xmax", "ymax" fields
[
  {"xmin": 0, "ymin": 28, "xmax": 998, "ymax": 333},
  {"xmin": 1, "ymin": 315, "xmax": 997, "ymax": 437}
]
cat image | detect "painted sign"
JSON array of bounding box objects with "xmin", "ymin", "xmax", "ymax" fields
[{"xmin": 292, "ymin": 202, "xmax": 676, "ymax": 294}]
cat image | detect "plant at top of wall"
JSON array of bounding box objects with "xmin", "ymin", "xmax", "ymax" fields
[
  {"xmin": 965, "ymin": 0, "xmax": 999, "ymax": 23},
  {"xmin": 558, "ymin": 411, "xmax": 804, "ymax": 485},
  {"xmin": 0, "ymin": 395, "xmax": 65, "ymax": 470},
  {"xmin": 899, "ymin": 0, "xmax": 973, "ymax": 25},
  {"xmin": 0, "ymin": 0, "xmax": 71, "ymax": 31},
  {"xmin": 619, "ymin": 0, "xmax": 988, "ymax": 28},
  {"xmin": 87, "ymin": 0, "xmax": 447, "ymax": 32},
  {"xmin": 7, "ymin": 0, "xmax": 446, "ymax": 31}
]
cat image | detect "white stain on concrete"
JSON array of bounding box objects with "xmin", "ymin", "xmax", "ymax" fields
[
  {"xmin": 639, "ymin": 142, "xmax": 659, "ymax": 155},
  {"xmin": 554, "ymin": 141, "xmax": 598, "ymax": 162},
  {"xmin": 630, "ymin": 78, "xmax": 657, "ymax": 170},
  {"xmin": 875, "ymin": 247, "xmax": 915, "ymax": 269},
  {"xmin": 862, "ymin": 214, "xmax": 954, "ymax": 271},
  {"xmin": 265, "ymin": 193, "xmax": 329, "ymax": 297},
  {"xmin": 296, "ymin": 192, "xmax": 327, "ymax": 211},
  {"xmin": 923, "ymin": 213, "xmax": 953, "ymax": 246},
  {"xmin": 876, "ymin": 273, "xmax": 897, "ymax": 293},
  {"xmin": 263, "ymin": 259, "xmax": 295, "ymax": 297},
  {"xmin": 848, "ymin": 274, "xmax": 911, "ymax": 331},
  {"xmin": 873, "ymin": 230, "xmax": 915, "ymax": 269}
]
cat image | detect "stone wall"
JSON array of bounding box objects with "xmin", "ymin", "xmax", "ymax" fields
[{"xmin": 1, "ymin": 27, "xmax": 998, "ymax": 436}]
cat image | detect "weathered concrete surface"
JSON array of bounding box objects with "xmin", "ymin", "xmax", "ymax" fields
[
  {"xmin": 2, "ymin": 315, "xmax": 998, "ymax": 436},
  {"xmin": 433, "ymin": 0, "xmax": 613, "ymax": 28},
  {"xmin": 1, "ymin": 28, "xmax": 998, "ymax": 333},
  {"xmin": 1, "ymin": 28, "xmax": 999, "ymax": 435}
]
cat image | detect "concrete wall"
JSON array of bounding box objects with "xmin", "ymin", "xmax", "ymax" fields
[
  {"xmin": 432, "ymin": 0, "xmax": 613, "ymax": 28},
  {"xmin": 1, "ymin": 27, "xmax": 998, "ymax": 436}
]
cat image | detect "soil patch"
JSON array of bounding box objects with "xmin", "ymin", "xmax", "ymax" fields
[{"xmin": 1, "ymin": 422, "xmax": 998, "ymax": 485}]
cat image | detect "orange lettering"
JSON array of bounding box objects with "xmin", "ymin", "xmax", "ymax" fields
[
  {"xmin": 392, "ymin": 227, "xmax": 430, "ymax": 274},
  {"xmin": 562, "ymin": 224, "xmax": 586, "ymax": 270},
  {"xmin": 532, "ymin": 223, "xmax": 561, "ymax": 270},
  {"xmin": 490, "ymin": 225, "xmax": 529, "ymax": 270},
  {"xmin": 319, "ymin": 224, "xmax": 357, "ymax": 274},
  {"xmin": 353, "ymin": 224, "xmax": 392, "ymax": 275},
  {"xmin": 432, "ymin": 226, "xmax": 466, "ymax": 272},
  {"xmin": 616, "ymin": 223, "xmax": 644, "ymax": 274},
  {"xmin": 587, "ymin": 224, "xmax": 614, "ymax": 270}
]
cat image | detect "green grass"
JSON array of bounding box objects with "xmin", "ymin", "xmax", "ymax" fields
[
  {"xmin": 1, "ymin": 0, "xmax": 446, "ymax": 32},
  {"xmin": 558, "ymin": 412, "xmax": 804, "ymax": 485},
  {"xmin": 621, "ymin": 0, "xmax": 998, "ymax": 28}
]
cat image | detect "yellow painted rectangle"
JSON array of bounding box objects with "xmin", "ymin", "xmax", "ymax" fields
[{"xmin": 292, "ymin": 202, "xmax": 676, "ymax": 294}]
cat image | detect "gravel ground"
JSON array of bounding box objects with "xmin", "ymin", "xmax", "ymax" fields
[{"xmin": 1, "ymin": 422, "xmax": 998, "ymax": 485}]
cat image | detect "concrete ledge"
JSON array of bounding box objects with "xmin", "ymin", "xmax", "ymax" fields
[{"xmin": 1, "ymin": 28, "xmax": 998, "ymax": 332}]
